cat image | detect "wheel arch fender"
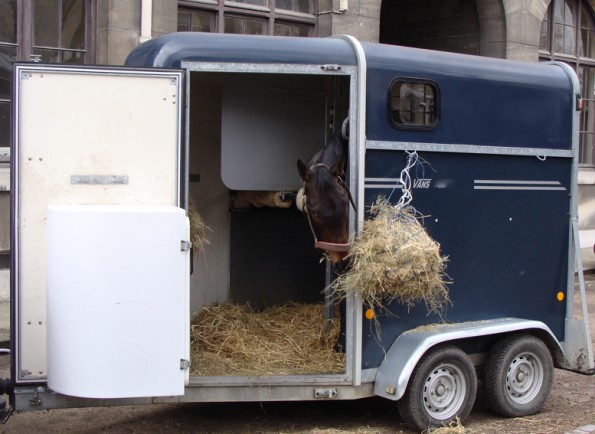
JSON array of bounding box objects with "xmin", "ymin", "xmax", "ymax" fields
[{"xmin": 373, "ymin": 318, "xmax": 563, "ymax": 401}]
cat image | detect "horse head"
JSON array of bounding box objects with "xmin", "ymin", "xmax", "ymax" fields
[{"xmin": 297, "ymin": 131, "xmax": 353, "ymax": 272}]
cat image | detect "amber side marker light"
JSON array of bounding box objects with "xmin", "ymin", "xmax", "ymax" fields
[
  {"xmin": 557, "ymin": 291, "xmax": 565, "ymax": 302},
  {"xmin": 365, "ymin": 308, "xmax": 375, "ymax": 320}
]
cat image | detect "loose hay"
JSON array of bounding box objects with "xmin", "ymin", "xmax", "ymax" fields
[
  {"xmin": 190, "ymin": 303, "xmax": 345, "ymax": 376},
  {"xmin": 188, "ymin": 199, "xmax": 210, "ymax": 253},
  {"xmin": 425, "ymin": 417, "xmax": 469, "ymax": 434},
  {"xmin": 333, "ymin": 198, "xmax": 450, "ymax": 314}
]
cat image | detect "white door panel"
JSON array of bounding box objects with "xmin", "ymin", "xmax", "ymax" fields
[
  {"xmin": 46, "ymin": 205, "xmax": 189, "ymax": 398},
  {"xmin": 13, "ymin": 64, "xmax": 186, "ymax": 395}
]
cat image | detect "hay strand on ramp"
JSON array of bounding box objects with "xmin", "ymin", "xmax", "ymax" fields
[{"xmin": 190, "ymin": 303, "xmax": 345, "ymax": 376}]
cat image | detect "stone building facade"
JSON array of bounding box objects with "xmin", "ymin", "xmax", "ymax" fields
[{"xmin": 2, "ymin": 0, "xmax": 595, "ymax": 300}]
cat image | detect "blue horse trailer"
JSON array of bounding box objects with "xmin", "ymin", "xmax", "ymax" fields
[{"xmin": 8, "ymin": 32, "xmax": 594, "ymax": 431}]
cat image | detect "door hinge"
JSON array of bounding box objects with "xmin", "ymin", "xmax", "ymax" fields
[
  {"xmin": 180, "ymin": 359, "xmax": 191, "ymax": 370},
  {"xmin": 180, "ymin": 240, "xmax": 192, "ymax": 252}
]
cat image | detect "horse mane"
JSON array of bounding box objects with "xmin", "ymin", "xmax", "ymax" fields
[{"xmin": 311, "ymin": 131, "xmax": 346, "ymax": 168}]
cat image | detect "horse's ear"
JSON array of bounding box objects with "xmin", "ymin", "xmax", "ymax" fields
[{"xmin": 297, "ymin": 159, "xmax": 309, "ymax": 181}]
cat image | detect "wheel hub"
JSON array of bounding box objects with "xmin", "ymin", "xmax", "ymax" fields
[
  {"xmin": 422, "ymin": 363, "xmax": 466, "ymax": 419},
  {"xmin": 506, "ymin": 352, "xmax": 544, "ymax": 404}
]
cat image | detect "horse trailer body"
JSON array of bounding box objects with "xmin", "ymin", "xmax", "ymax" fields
[{"xmin": 8, "ymin": 33, "xmax": 593, "ymax": 429}]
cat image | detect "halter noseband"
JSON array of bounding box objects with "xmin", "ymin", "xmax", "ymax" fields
[{"xmin": 298, "ymin": 163, "xmax": 356, "ymax": 253}]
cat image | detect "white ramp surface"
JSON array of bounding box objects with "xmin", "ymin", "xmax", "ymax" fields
[{"xmin": 46, "ymin": 205, "xmax": 189, "ymax": 399}]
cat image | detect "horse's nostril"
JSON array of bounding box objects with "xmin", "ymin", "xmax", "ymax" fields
[{"xmin": 332, "ymin": 255, "xmax": 353, "ymax": 274}]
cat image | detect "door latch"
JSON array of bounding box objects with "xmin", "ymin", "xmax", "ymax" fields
[
  {"xmin": 314, "ymin": 388, "xmax": 337, "ymax": 399},
  {"xmin": 320, "ymin": 64, "xmax": 341, "ymax": 72}
]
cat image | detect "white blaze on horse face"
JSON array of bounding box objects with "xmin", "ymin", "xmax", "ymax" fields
[{"xmin": 296, "ymin": 188, "xmax": 306, "ymax": 213}]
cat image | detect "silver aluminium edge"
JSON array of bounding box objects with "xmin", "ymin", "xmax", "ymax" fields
[{"xmin": 366, "ymin": 140, "xmax": 574, "ymax": 158}]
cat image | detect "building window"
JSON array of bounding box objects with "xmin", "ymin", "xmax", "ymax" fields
[
  {"xmin": 225, "ymin": 15, "xmax": 266, "ymax": 34},
  {"xmin": 276, "ymin": 0, "xmax": 310, "ymax": 13},
  {"xmin": 274, "ymin": 21, "xmax": 309, "ymax": 37},
  {"xmin": 389, "ymin": 79, "xmax": 439, "ymax": 129},
  {"xmin": 0, "ymin": 0, "xmax": 94, "ymax": 152},
  {"xmin": 33, "ymin": 0, "xmax": 90, "ymax": 64},
  {"xmin": 178, "ymin": 8, "xmax": 216, "ymax": 32},
  {"xmin": 177, "ymin": 1, "xmax": 316, "ymax": 36},
  {"xmin": 233, "ymin": 0, "xmax": 268, "ymax": 6},
  {"xmin": 540, "ymin": 0, "xmax": 595, "ymax": 165},
  {"xmin": 0, "ymin": 0, "xmax": 17, "ymax": 149}
]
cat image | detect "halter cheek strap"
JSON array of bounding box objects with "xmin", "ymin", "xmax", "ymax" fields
[{"xmin": 297, "ymin": 178, "xmax": 355, "ymax": 253}]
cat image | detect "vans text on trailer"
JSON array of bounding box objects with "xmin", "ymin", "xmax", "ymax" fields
[{"xmin": 8, "ymin": 33, "xmax": 594, "ymax": 431}]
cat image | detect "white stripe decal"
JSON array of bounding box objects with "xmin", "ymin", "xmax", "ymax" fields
[
  {"xmin": 365, "ymin": 184, "xmax": 404, "ymax": 189},
  {"xmin": 365, "ymin": 177, "xmax": 401, "ymax": 182},
  {"xmin": 365, "ymin": 177, "xmax": 403, "ymax": 190},
  {"xmin": 474, "ymin": 186, "xmax": 567, "ymax": 191},
  {"xmin": 475, "ymin": 180, "xmax": 561, "ymax": 185},
  {"xmin": 474, "ymin": 180, "xmax": 566, "ymax": 191}
]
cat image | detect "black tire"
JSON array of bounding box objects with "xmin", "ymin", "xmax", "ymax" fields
[
  {"xmin": 397, "ymin": 345, "xmax": 477, "ymax": 432},
  {"xmin": 483, "ymin": 334, "xmax": 553, "ymax": 417}
]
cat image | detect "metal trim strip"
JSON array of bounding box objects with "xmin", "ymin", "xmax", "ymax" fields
[
  {"xmin": 182, "ymin": 61, "xmax": 356, "ymax": 76},
  {"xmin": 187, "ymin": 373, "xmax": 348, "ymax": 387},
  {"xmin": 366, "ymin": 140, "xmax": 574, "ymax": 158},
  {"xmin": 335, "ymin": 34, "xmax": 367, "ymax": 388}
]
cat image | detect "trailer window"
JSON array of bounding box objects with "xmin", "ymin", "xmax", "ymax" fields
[{"xmin": 390, "ymin": 79, "xmax": 439, "ymax": 129}]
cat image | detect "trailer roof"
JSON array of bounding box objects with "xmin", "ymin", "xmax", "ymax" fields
[
  {"xmin": 126, "ymin": 32, "xmax": 571, "ymax": 89},
  {"xmin": 126, "ymin": 33, "xmax": 575, "ymax": 151},
  {"xmin": 125, "ymin": 32, "xmax": 358, "ymax": 68}
]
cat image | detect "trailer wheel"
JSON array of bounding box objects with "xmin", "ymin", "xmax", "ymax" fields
[
  {"xmin": 483, "ymin": 334, "xmax": 553, "ymax": 417},
  {"xmin": 397, "ymin": 345, "xmax": 477, "ymax": 431}
]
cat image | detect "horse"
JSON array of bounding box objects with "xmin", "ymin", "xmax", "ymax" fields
[{"xmin": 296, "ymin": 129, "xmax": 355, "ymax": 273}]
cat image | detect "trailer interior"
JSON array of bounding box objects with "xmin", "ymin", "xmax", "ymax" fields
[{"xmin": 186, "ymin": 68, "xmax": 352, "ymax": 379}]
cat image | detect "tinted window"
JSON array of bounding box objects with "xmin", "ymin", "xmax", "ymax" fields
[{"xmin": 390, "ymin": 79, "xmax": 439, "ymax": 129}]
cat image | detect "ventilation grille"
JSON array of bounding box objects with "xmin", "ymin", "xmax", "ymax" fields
[{"xmin": 0, "ymin": 251, "xmax": 10, "ymax": 270}]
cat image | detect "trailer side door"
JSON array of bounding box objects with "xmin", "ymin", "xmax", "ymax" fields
[{"xmin": 12, "ymin": 64, "xmax": 188, "ymax": 398}]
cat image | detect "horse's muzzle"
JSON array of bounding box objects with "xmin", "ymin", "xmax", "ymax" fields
[{"xmin": 332, "ymin": 254, "xmax": 353, "ymax": 274}]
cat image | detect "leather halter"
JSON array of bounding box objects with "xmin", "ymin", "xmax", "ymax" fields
[{"xmin": 298, "ymin": 163, "xmax": 356, "ymax": 253}]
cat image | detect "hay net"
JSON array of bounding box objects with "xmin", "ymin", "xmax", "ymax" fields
[{"xmin": 332, "ymin": 151, "xmax": 450, "ymax": 315}]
